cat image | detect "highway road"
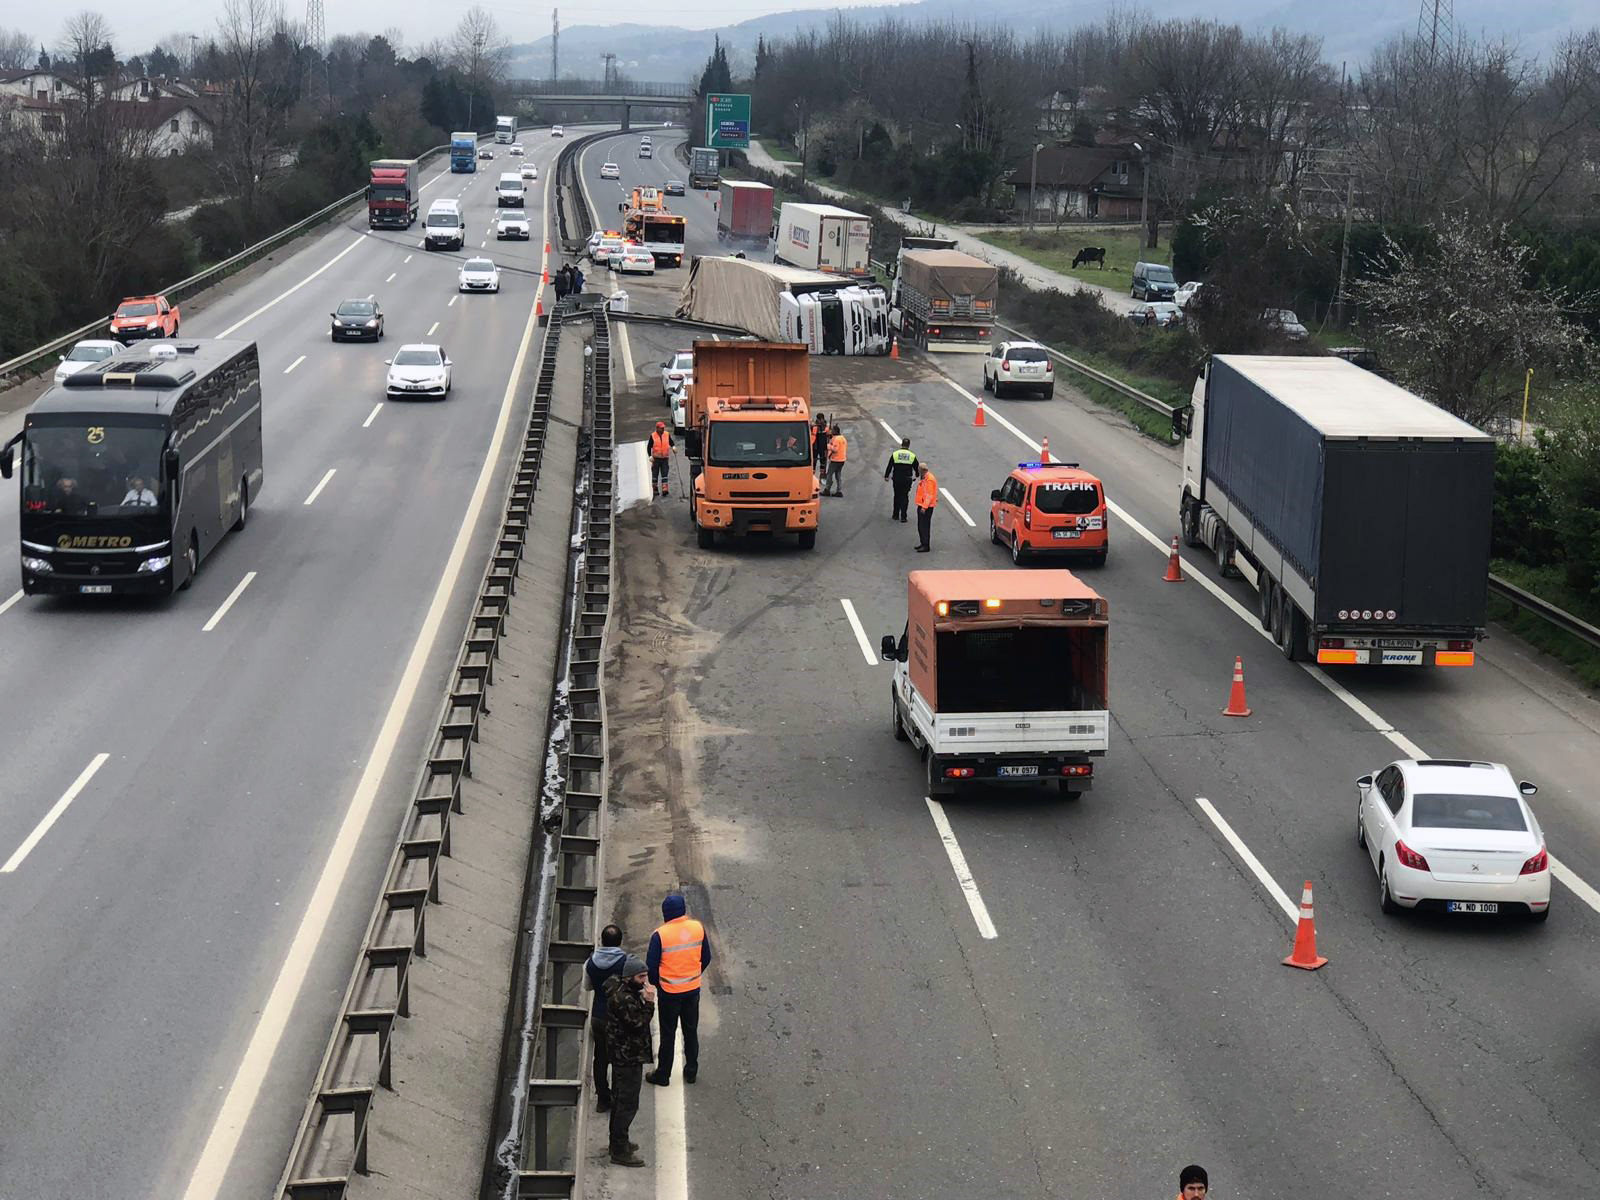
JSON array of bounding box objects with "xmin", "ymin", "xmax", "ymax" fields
[
  {"xmin": 0, "ymin": 126, "xmax": 599, "ymax": 1198},
  {"xmin": 588, "ymin": 140, "xmax": 1600, "ymax": 1198}
]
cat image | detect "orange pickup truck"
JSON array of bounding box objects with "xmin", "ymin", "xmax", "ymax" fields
[{"xmin": 110, "ymin": 294, "xmax": 180, "ymax": 342}]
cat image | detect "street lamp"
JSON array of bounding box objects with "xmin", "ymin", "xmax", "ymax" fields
[
  {"xmin": 1133, "ymin": 140, "xmax": 1151, "ymax": 248},
  {"xmin": 1028, "ymin": 142, "xmax": 1044, "ymax": 229}
]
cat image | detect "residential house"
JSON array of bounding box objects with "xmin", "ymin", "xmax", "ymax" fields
[
  {"xmin": 108, "ymin": 75, "xmax": 202, "ymax": 104},
  {"xmin": 1004, "ymin": 146, "xmax": 1142, "ymax": 221},
  {"xmin": 120, "ymin": 97, "xmax": 214, "ymax": 154},
  {"xmin": 0, "ymin": 68, "xmax": 78, "ymax": 104}
]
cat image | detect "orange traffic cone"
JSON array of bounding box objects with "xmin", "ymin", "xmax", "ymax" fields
[
  {"xmin": 1283, "ymin": 881, "xmax": 1328, "ymax": 970},
  {"xmin": 889, "ymin": 335, "xmax": 899, "ymax": 360},
  {"xmin": 1163, "ymin": 536, "xmax": 1184, "ymax": 582},
  {"xmin": 535, "ymin": 299, "xmax": 544, "ymax": 317},
  {"xmin": 973, "ymin": 398, "xmax": 986, "ymax": 427},
  {"xmin": 542, "ymin": 266, "xmax": 550, "ymax": 284},
  {"xmin": 1222, "ymin": 656, "xmax": 1251, "ymax": 717},
  {"xmin": 544, "ymin": 240, "xmax": 552, "ymax": 253},
  {"xmin": 1040, "ymin": 436, "xmax": 1052, "ymax": 463}
]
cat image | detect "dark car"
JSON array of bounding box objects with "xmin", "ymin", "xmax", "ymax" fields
[
  {"xmin": 331, "ymin": 298, "xmax": 384, "ymax": 342},
  {"xmin": 478, "ymin": 147, "xmax": 494, "ymax": 160},
  {"xmin": 664, "ymin": 179, "xmax": 687, "ymax": 196}
]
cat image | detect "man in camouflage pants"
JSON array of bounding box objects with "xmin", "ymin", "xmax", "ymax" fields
[{"xmin": 602, "ymin": 955, "xmax": 655, "ymax": 1167}]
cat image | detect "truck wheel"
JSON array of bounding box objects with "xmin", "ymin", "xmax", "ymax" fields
[
  {"xmin": 696, "ymin": 524, "xmax": 714, "ymax": 550},
  {"xmin": 179, "ymin": 532, "xmax": 198, "ymax": 591},
  {"xmin": 232, "ymin": 478, "xmax": 248, "ymax": 532},
  {"xmin": 797, "ymin": 529, "xmax": 816, "ymax": 550},
  {"xmin": 1283, "ymin": 602, "xmax": 1310, "ymax": 663},
  {"xmin": 1181, "ymin": 494, "xmax": 1202, "ymax": 548},
  {"xmin": 892, "ymin": 689, "xmax": 908, "ymax": 741},
  {"xmin": 1269, "ymin": 587, "xmax": 1286, "ymax": 645},
  {"xmin": 1213, "ymin": 530, "xmax": 1232, "ymax": 575},
  {"xmin": 1258, "ymin": 575, "xmax": 1275, "ymax": 631}
]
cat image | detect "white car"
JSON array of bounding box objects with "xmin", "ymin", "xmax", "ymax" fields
[
  {"xmin": 1357, "ymin": 759, "xmax": 1550, "ymax": 919},
  {"xmin": 1174, "ymin": 281, "xmax": 1204, "ymax": 308},
  {"xmin": 496, "ymin": 211, "xmax": 530, "ymax": 240},
  {"xmin": 599, "ymin": 161, "xmax": 620, "ymax": 180},
  {"xmin": 509, "ymin": 143, "xmax": 524, "ymax": 156},
  {"xmin": 588, "ymin": 233, "xmax": 625, "ymax": 263},
  {"xmin": 661, "ymin": 348, "xmax": 694, "ymax": 398},
  {"xmin": 982, "ymin": 340, "xmax": 1054, "ymax": 399},
  {"xmin": 520, "ymin": 163, "xmax": 538, "ymax": 180},
  {"xmin": 551, "ymin": 125, "xmax": 564, "ymax": 138},
  {"xmin": 385, "ymin": 344, "xmax": 452, "ymax": 399},
  {"xmin": 459, "ymin": 257, "xmax": 502, "ymax": 292},
  {"xmin": 638, "ymin": 144, "xmax": 653, "ymax": 159},
  {"xmin": 1264, "ymin": 308, "xmax": 1308, "ymax": 339},
  {"xmin": 613, "ymin": 244, "xmax": 655, "ymax": 275},
  {"xmin": 54, "ymin": 338, "xmax": 121, "ymax": 383}
]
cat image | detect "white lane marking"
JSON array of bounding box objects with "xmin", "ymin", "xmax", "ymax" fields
[
  {"xmin": 480, "ymin": 239, "xmax": 486, "ymax": 248},
  {"xmin": 2, "ymin": 754, "xmax": 110, "ymax": 873},
  {"xmin": 215, "ymin": 235, "xmax": 366, "ymax": 339},
  {"xmin": 201, "ymin": 571, "xmax": 257, "ymax": 633},
  {"xmin": 655, "ymin": 1061, "xmax": 690, "ymax": 1200},
  {"xmin": 1193, "ymin": 797, "xmax": 1299, "ymax": 923},
  {"xmin": 362, "ymin": 403, "xmax": 382, "ymax": 429},
  {"xmin": 943, "ymin": 371, "xmax": 1600, "ymax": 917},
  {"xmin": 616, "ymin": 320, "xmax": 636, "ymax": 384},
  {"xmin": 283, "ymin": 355, "xmax": 305, "ymax": 374},
  {"xmin": 925, "ymin": 797, "xmax": 998, "ymax": 939},
  {"xmin": 940, "ymin": 488, "xmax": 975, "ymax": 527},
  {"xmin": 427, "ymin": 321, "xmax": 440, "ymax": 337},
  {"xmin": 0, "ymin": 589, "xmax": 22, "ymax": 616},
  {"xmin": 385, "ymin": 272, "xmax": 396, "ymax": 283},
  {"xmin": 178, "ymin": 155, "xmax": 556, "ymax": 1200},
  {"xmin": 366, "ymin": 294, "xmax": 374, "ymax": 302},
  {"xmin": 404, "ymin": 254, "xmax": 413, "ymax": 263},
  {"xmin": 878, "ymin": 418, "xmax": 901, "ymax": 442},
  {"xmin": 838, "ymin": 598, "xmax": 878, "ymax": 666},
  {"xmin": 302, "ymin": 469, "xmax": 336, "ymax": 506},
  {"xmin": 448, "ymin": 296, "xmax": 458, "ymax": 308}
]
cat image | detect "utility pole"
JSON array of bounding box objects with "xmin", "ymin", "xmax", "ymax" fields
[
  {"xmin": 1028, "ymin": 143, "xmax": 1043, "ymax": 230},
  {"xmin": 1133, "ymin": 142, "xmax": 1151, "ymax": 248},
  {"xmin": 601, "ymin": 52, "xmax": 616, "ymax": 89},
  {"xmin": 1334, "ymin": 173, "xmax": 1356, "ymax": 326},
  {"xmin": 551, "ymin": 8, "xmax": 559, "ymax": 82}
]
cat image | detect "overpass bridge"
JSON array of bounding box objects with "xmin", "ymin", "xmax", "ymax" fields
[{"xmin": 506, "ymin": 79, "xmax": 695, "ymax": 130}]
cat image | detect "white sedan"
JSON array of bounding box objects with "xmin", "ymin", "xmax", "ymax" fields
[
  {"xmin": 551, "ymin": 125, "xmax": 564, "ymax": 138},
  {"xmin": 459, "ymin": 257, "xmax": 502, "ymax": 292},
  {"xmin": 599, "ymin": 161, "xmax": 620, "ymax": 180},
  {"xmin": 509, "ymin": 143, "xmax": 524, "ymax": 156},
  {"xmin": 496, "ymin": 211, "xmax": 530, "ymax": 240},
  {"xmin": 1357, "ymin": 759, "xmax": 1550, "ymax": 919},
  {"xmin": 611, "ymin": 244, "xmax": 655, "ymax": 275},
  {"xmin": 520, "ymin": 163, "xmax": 538, "ymax": 180},
  {"xmin": 385, "ymin": 344, "xmax": 452, "ymax": 400},
  {"xmin": 588, "ymin": 233, "xmax": 624, "ymax": 263},
  {"xmin": 54, "ymin": 338, "xmax": 122, "ymax": 383}
]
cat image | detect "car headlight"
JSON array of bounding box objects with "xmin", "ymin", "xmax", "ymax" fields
[
  {"xmin": 21, "ymin": 556, "xmax": 52, "ymax": 574},
  {"xmin": 137, "ymin": 555, "xmax": 172, "ymax": 573},
  {"xmin": 365, "ymin": 319, "xmax": 379, "ymax": 328}
]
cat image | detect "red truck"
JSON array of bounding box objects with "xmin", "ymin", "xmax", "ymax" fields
[
  {"xmin": 717, "ymin": 180, "xmax": 774, "ymax": 246},
  {"xmin": 109, "ymin": 294, "xmax": 179, "ymax": 342},
  {"xmin": 367, "ymin": 158, "xmax": 420, "ymax": 229}
]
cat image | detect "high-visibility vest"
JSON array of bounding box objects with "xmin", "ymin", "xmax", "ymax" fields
[
  {"xmin": 656, "ymin": 916, "xmax": 706, "ymax": 993},
  {"xmin": 890, "ymin": 448, "xmax": 915, "ymax": 466},
  {"xmin": 915, "ymin": 472, "xmax": 938, "ymax": 509},
  {"xmin": 828, "ymin": 435, "xmax": 847, "ymax": 463},
  {"xmin": 649, "ymin": 430, "xmax": 672, "ymax": 459}
]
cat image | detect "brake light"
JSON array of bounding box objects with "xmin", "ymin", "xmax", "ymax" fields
[
  {"xmin": 1394, "ymin": 840, "xmax": 1430, "ymax": 871},
  {"xmin": 1520, "ymin": 846, "xmax": 1548, "ymax": 875},
  {"xmin": 1001, "ymin": 361, "xmax": 1010, "ymax": 371},
  {"xmin": 1023, "ymin": 504, "xmax": 1032, "ymax": 529},
  {"xmin": 943, "ymin": 767, "xmax": 976, "ymax": 779},
  {"xmin": 1060, "ymin": 764, "xmax": 1092, "ymax": 777},
  {"xmin": 1435, "ymin": 651, "xmax": 1475, "ymax": 667},
  {"xmin": 1045, "ymin": 361, "xmax": 1053, "ymax": 372},
  {"xmin": 1321, "ymin": 638, "xmax": 1345, "ymax": 648},
  {"xmin": 1317, "ymin": 648, "xmax": 1359, "ymax": 664}
]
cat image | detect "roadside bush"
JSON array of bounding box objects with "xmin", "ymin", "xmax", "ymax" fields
[
  {"xmin": 188, "ymin": 203, "xmax": 251, "ymax": 262},
  {"xmin": 0, "ymin": 247, "xmax": 59, "ymax": 362},
  {"xmin": 1491, "ymin": 441, "xmax": 1557, "ymax": 566}
]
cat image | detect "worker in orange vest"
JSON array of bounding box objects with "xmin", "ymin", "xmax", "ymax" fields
[
  {"xmin": 649, "ymin": 421, "xmax": 674, "ymax": 498},
  {"xmin": 822, "ymin": 424, "xmax": 847, "ymax": 497},
  {"xmin": 644, "ymin": 891, "xmax": 712, "ymax": 1086},
  {"xmin": 913, "ymin": 462, "xmax": 938, "ymax": 552}
]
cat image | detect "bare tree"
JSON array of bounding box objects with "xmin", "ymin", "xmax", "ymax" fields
[
  {"xmin": 0, "ymin": 26, "xmax": 34, "ymax": 69},
  {"xmin": 57, "ymin": 12, "xmax": 117, "ymax": 107},
  {"xmin": 213, "ymin": 0, "xmax": 300, "ymax": 229},
  {"xmin": 447, "ymin": 6, "xmax": 509, "ymax": 86}
]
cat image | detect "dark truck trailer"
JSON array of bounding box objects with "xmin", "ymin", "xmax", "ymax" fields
[
  {"xmin": 1176, "ymin": 354, "xmax": 1494, "ymax": 667},
  {"xmin": 367, "ymin": 158, "xmax": 420, "ymax": 228},
  {"xmin": 890, "ymin": 248, "xmax": 997, "ymax": 353}
]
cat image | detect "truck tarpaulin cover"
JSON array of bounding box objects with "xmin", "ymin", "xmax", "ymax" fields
[
  {"xmin": 898, "ymin": 249, "xmax": 999, "ymax": 303},
  {"xmin": 677, "ymin": 256, "xmax": 848, "ymax": 341},
  {"xmin": 1204, "ymin": 355, "xmax": 1494, "ymax": 628}
]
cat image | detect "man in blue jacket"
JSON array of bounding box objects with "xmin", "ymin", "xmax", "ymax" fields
[
  {"xmin": 645, "ymin": 892, "xmax": 712, "ymax": 1086},
  {"xmin": 584, "ymin": 923, "xmax": 627, "ymax": 1110}
]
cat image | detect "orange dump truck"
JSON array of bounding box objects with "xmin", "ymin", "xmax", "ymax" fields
[
  {"xmin": 686, "ymin": 340, "xmax": 819, "ymax": 550},
  {"xmin": 880, "ymin": 569, "xmax": 1110, "ymax": 797}
]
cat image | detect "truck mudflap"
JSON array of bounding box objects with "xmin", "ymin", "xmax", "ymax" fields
[
  {"xmin": 932, "ymin": 756, "xmax": 1095, "ymax": 789},
  {"xmin": 695, "ymin": 500, "xmax": 818, "ymax": 535}
]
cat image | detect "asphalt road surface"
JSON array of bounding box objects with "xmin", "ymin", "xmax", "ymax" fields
[
  {"xmin": 598, "ymin": 307, "xmax": 1600, "ymax": 1197},
  {"xmin": 0, "ymin": 126, "xmax": 604, "ymax": 1199}
]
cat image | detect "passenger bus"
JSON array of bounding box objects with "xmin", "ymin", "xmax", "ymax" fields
[{"xmin": 1, "ymin": 339, "xmax": 264, "ymax": 597}]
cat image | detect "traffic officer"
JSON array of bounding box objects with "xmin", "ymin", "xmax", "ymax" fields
[
  {"xmin": 883, "ymin": 438, "xmax": 919, "ymax": 522},
  {"xmin": 913, "ymin": 462, "xmax": 938, "ymax": 552},
  {"xmin": 823, "ymin": 424, "xmax": 848, "ymax": 497},
  {"xmin": 812, "ymin": 414, "xmax": 831, "ymax": 479},
  {"xmin": 649, "ymin": 421, "xmax": 674, "ymax": 497},
  {"xmin": 645, "ymin": 891, "xmax": 712, "ymax": 1086}
]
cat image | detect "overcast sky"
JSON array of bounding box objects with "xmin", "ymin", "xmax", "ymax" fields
[{"xmin": 0, "ymin": 0, "xmax": 897, "ymax": 58}]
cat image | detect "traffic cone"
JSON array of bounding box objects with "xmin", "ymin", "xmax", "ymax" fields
[
  {"xmin": 1163, "ymin": 536, "xmax": 1184, "ymax": 582},
  {"xmin": 536, "ymin": 299, "xmax": 544, "ymax": 317},
  {"xmin": 1283, "ymin": 881, "xmax": 1328, "ymax": 970},
  {"xmin": 1040, "ymin": 436, "xmax": 1052, "ymax": 463},
  {"xmin": 545, "ymin": 240, "xmax": 552, "ymax": 253},
  {"xmin": 542, "ymin": 266, "xmax": 550, "ymax": 284},
  {"xmin": 1222, "ymin": 656, "xmax": 1251, "ymax": 717},
  {"xmin": 889, "ymin": 335, "xmax": 899, "ymax": 360},
  {"xmin": 973, "ymin": 398, "xmax": 986, "ymax": 427}
]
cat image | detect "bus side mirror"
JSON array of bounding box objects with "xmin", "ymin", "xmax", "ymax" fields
[
  {"xmin": 880, "ymin": 635, "xmax": 897, "ymax": 662},
  {"xmin": 0, "ymin": 447, "xmax": 12, "ymax": 479},
  {"xmin": 164, "ymin": 448, "xmax": 180, "ymax": 481}
]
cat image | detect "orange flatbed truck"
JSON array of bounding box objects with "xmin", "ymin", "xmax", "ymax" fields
[
  {"xmin": 880, "ymin": 569, "xmax": 1110, "ymax": 798},
  {"xmin": 686, "ymin": 340, "xmax": 819, "ymax": 550}
]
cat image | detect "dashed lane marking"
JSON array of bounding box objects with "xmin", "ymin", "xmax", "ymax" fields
[
  {"xmin": 202, "ymin": 571, "xmax": 257, "ymax": 633},
  {"xmin": 940, "ymin": 488, "xmax": 975, "ymax": 527},
  {"xmin": 839, "ymin": 598, "xmax": 877, "ymax": 666},
  {"xmin": 283, "ymin": 355, "xmax": 305, "ymax": 374},
  {"xmin": 925, "ymin": 797, "xmax": 999, "ymax": 939},
  {"xmin": 2, "ymin": 754, "xmax": 110, "ymax": 873},
  {"xmin": 362, "ymin": 404, "xmax": 382, "ymax": 429},
  {"xmin": 302, "ymin": 469, "xmax": 336, "ymax": 506},
  {"xmin": 1193, "ymin": 797, "xmax": 1299, "ymax": 923}
]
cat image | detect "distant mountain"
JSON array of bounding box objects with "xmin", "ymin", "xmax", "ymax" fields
[{"xmin": 506, "ymin": 0, "xmax": 1588, "ymax": 89}]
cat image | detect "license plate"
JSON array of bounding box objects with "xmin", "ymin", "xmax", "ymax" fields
[
  {"xmin": 79, "ymin": 584, "xmax": 112, "ymax": 594},
  {"xmin": 996, "ymin": 765, "xmax": 1038, "ymax": 777},
  {"xmin": 1052, "ymin": 530, "xmax": 1081, "ymax": 539},
  {"xmin": 1376, "ymin": 638, "xmax": 1416, "ymax": 649},
  {"xmin": 1446, "ymin": 901, "xmax": 1498, "ymax": 913}
]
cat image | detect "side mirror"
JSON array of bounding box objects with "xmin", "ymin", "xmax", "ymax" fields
[
  {"xmin": 1356, "ymin": 774, "xmax": 1373, "ymax": 790},
  {"xmin": 990, "ymin": 489, "xmax": 1002, "ymax": 501},
  {"xmin": 164, "ymin": 448, "xmax": 180, "ymax": 487},
  {"xmin": 0, "ymin": 446, "xmax": 12, "ymax": 479},
  {"xmin": 1519, "ymin": 781, "xmax": 1538, "ymax": 797},
  {"xmin": 329, "ymin": 312, "xmax": 337, "ymax": 319},
  {"xmin": 58, "ymin": 353, "xmax": 66, "ymax": 361},
  {"xmin": 880, "ymin": 635, "xmax": 897, "ymax": 662},
  {"xmin": 443, "ymin": 357, "xmax": 453, "ymax": 366}
]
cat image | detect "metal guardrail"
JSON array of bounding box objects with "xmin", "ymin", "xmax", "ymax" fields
[
  {"xmin": 274, "ymin": 278, "xmax": 564, "ymax": 1200},
  {"xmin": 1487, "ymin": 575, "xmax": 1600, "ymax": 652},
  {"xmin": 992, "ymin": 320, "xmax": 1176, "ymax": 418},
  {"xmin": 0, "ymin": 142, "xmax": 471, "ymax": 387}
]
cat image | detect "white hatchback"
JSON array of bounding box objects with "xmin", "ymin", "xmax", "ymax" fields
[
  {"xmin": 459, "ymin": 258, "xmax": 502, "ymax": 292},
  {"xmin": 509, "ymin": 143, "xmax": 524, "ymax": 156},
  {"xmin": 385, "ymin": 344, "xmax": 452, "ymax": 400},
  {"xmin": 1357, "ymin": 759, "xmax": 1550, "ymax": 919},
  {"xmin": 521, "ymin": 163, "xmax": 538, "ymax": 180},
  {"xmin": 496, "ymin": 212, "xmax": 530, "ymax": 240},
  {"xmin": 599, "ymin": 162, "xmax": 620, "ymax": 180}
]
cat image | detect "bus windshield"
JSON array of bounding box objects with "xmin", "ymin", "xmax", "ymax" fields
[{"xmin": 23, "ymin": 422, "xmax": 167, "ymax": 514}]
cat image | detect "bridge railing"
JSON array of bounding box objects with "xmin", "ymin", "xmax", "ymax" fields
[{"xmin": 508, "ymin": 78, "xmax": 695, "ymax": 98}]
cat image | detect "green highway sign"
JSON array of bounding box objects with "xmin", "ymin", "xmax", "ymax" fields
[{"xmin": 705, "ymin": 93, "xmax": 752, "ymax": 150}]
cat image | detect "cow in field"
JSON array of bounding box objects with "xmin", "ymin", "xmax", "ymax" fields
[{"xmin": 1072, "ymin": 246, "xmax": 1107, "ymax": 269}]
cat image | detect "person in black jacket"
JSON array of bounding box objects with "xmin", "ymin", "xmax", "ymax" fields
[
  {"xmin": 883, "ymin": 438, "xmax": 919, "ymax": 522},
  {"xmin": 811, "ymin": 413, "xmax": 831, "ymax": 480},
  {"xmin": 603, "ymin": 956, "xmax": 655, "ymax": 1167},
  {"xmin": 584, "ymin": 924, "xmax": 627, "ymax": 1111}
]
